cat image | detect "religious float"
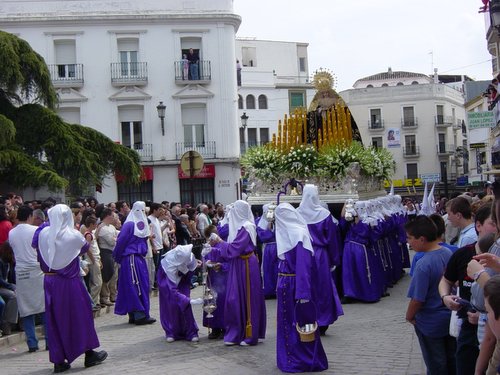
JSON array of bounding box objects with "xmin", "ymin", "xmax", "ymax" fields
[{"xmin": 242, "ymin": 69, "xmax": 395, "ymax": 210}]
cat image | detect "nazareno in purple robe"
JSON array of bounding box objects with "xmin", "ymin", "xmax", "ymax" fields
[
  {"xmin": 370, "ymin": 219, "xmax": 391, "ymax": 293},
  {"xmin": 342, "ymin": 220, "xmax": 383, "ymax": 302},
  {"xmin": 32, "ymin": 224, "xmax": 99, "ymax": 365},
  {"xmin": 306, "ymin": 217, "xmax": 344, "ymax": 325},
  {"xmin": 277, "ymin": 242, "xmax": 328, "ymax": 373},
  {"xmin": 211, "ymin": 228, "xmax": 266, "ymax": 345},
  {"xmin": 257, "ymin": 225, "xmax": 279, "ymax": 298},
  {"xmin": 202, "ymin": 250, "xmax": 228, "ymax": 330},
  {"xmin": 157, "ymin": 268, "xmax": 198, "ymax": 340},
  {"xmin": 113, "ymin": 221, "xmax": 151, "ymax": 317}
]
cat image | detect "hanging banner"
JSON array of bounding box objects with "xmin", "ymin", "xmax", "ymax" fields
[{"xmin": 387, "ymin": 128, "xmax": 401, "ymax": 148}]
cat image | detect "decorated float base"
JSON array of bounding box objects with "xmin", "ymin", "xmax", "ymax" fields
[
  {"xmin": 247, "ymin": 190, "xmax": 387, "ymax": 206},
  {"xmin": 246, "ymin": 174, "xmax": 387, "ymax": 210}
]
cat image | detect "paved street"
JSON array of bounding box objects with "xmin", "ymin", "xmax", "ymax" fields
[{"xmin": 0, "ymin": 269, "xmax": 425, "ymax": 375}]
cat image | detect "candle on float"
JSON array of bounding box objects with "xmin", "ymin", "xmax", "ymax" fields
[
  {"xmin": 278, "ymin": 120, "xmax": 282, "ymax": 149},
  {"xmin": 346, "ymin": 108, "xmax": 353, "ymax": 143}
]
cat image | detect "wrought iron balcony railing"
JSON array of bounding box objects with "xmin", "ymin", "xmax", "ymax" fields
[
  {"xmin": 175, "ymin": 141, "xmax": 216, "ymax": 160},
  {"xmin": 174, "ymin": 60, "xmax": 211, "ymax": 83},
  {"xmin": 111, "ymin": 62, "xmax": 148, "ymax": 85},
  {"xmin": 48, "ymin": 64, "xmax": 84, "ymax": 87}
]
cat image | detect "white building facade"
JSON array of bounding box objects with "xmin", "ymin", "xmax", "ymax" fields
[
  {"xmin": 340, "ymin": 69, "xmax": 467, "ymax": 193},
  {"xmin": 0, "ymin": 0, "xmax": 242, "ymax": 205},
  {"xmin": 235, "ymin": 38, "xmax": 315, "ymax": 152}
]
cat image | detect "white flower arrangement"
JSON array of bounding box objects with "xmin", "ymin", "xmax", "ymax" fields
[{"xmin": 241, "ymin": 141, "xmax": 395, "ymax": 185}]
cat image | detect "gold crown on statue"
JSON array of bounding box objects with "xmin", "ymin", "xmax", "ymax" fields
[{"xmin": 312, "ymin": 68, "xmax": 336, "ymax": 91}]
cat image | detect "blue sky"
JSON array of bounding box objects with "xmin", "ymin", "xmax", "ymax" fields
[{"xmin": 234, "ymin": 0, "xmax": 493, "ymax": 91}]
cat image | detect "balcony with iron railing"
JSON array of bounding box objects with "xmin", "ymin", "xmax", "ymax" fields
[
  {"xmin": 401, "ymin": 117, "xmax": 418, "ymax": 128},
  {"xmin": 47, "ymin": 64, "xmax": 84, "ymax": 88},
  {"xmin": 367, "ymin": 119, "xmax": 385, "ymax": 131},
  {"xmin": 452, "ymin": 119, "xmax": 463, "ymax": 131},
  {"xmin": 111, "ymin": 62, "xmax": 148, "ymax": 86},
  {"xmin": 175, "ymin": 141, "xmax": 216, "ymax": 160},
  {"xmin": 435, "ymin": 115, "xmax": 454, "ymax": 127},
  {"xmin": 174, "ymin": 60, "xmax": 211, "ymax": 84},
  {"xmin": 132, "ymin": 143, "xmax": 153, "ymax": 162},
  {"xmin": 403, "ymin": 146, "xmax": 420, "ymax": 158},
  {"xmin": 437, "ymin": 144, "xmax": 455, "ymax": 155}
]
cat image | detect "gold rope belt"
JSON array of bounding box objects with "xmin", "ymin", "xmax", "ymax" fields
[
  {"xmin": 278, "ymin": 273, "xmax": 296, "ymax": 277},
  {"xmin": 44, "ymin": 272, "xmax": 57, "ymax": 275},
  {"xmin": 239, "ymin": 251, "xmax": 254, "ymax": 338}
]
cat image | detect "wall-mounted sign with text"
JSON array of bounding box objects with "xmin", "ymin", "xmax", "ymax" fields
[{"xmin": 468, "ymin": 111, "xmax": 495, "ymax": 130}]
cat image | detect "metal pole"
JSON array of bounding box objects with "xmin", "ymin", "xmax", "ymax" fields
[
  {"xmin": 189, "ymin": 150, "xmax": 195, "ymax": 206},
  {"xmin": 443, "ymin": 163, "xmax": 449, "ymax": 199}
]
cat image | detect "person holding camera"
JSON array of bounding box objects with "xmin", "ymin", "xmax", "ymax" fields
[{"xmin": 438, "ymin": 203, "xmax": 497, "ymax": 375}]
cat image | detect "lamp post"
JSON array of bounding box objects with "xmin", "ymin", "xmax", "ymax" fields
[
  {"xmin": 240, "ymin": 112, "xmax": 249, "ymax": 154},
  {"xmin": 491, "ymin": 0, "xmax": 500, "ymax": 36},
  {"xmin": 156, "ymin": 101, "xmax": 166, "ymax": 136}
]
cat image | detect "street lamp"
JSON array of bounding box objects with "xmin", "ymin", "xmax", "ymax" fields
[
  {"xmin": 491, "ymin": 0, "xmax": 500, "ymax": 36},
  {"xmin": 240, "ymin": 112, "xmax": 249, "ymax": 129},
  {"xmin": 156, "ymin": 101, "xmax": 166, "ymax": 136}
]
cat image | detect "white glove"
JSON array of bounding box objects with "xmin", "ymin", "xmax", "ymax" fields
[
  {"xmin": 209, "ymin": 233, "xmax": 221, "ymax": 243},
  {"xmin": 201, "ymin": 244, "xmax": 212, "ymax": 257},
  {"xmin": 190, "ymin": 298, "xmax": 203, "ymax": 305},
  {"xmin": 299, "ymin": 299, "xmax": 309, "ymax": 304}
]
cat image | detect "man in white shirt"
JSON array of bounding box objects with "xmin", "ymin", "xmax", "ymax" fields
[
  {"xmin": 8, "ymin": 205, "xmax": 45, "ymax": 352},
  {"xmin": 196, "ymin": 204, "xmax": 211, "ymax": 235},
  {"xmin": 97, "ymin": 208, "xmax": 118, "ymax": 306},
  {"xmin": 148, "ymin": 203, "xmax": 165, "ymax": 289}
]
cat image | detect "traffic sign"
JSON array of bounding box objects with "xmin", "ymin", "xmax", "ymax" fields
[{"xmin": 180, "ymin": 150, "xmax": 204, "ymax": 177}]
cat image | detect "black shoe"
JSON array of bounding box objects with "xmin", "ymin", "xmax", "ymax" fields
[
  {"xmin": 54, "ymin": 362, "xmax": 71, "ymax": 373},
  {"xmin": 319, "ymin": 326, "xmax": 328, "ymax": 336},
  {"xmin": 84, "ymin": 350, "xmax": 108, "ymax": 368},
  {"xmin": 134, "ymin": 317, "xmax": 156, "ymax": 326},
  {"xmin": 208, "ymin": 329, "xmax": 222, "ymax": 340},
  {"xmin": 28, "ymin": 346, "xmax": 39, "ymax": 353},
  {"xmin": 341, "ymin": 296, "xmax": 353, "ymax": 304},
  {"xmin": 128, "ymin": 316, "xmax": 135, "ymax": 324}
]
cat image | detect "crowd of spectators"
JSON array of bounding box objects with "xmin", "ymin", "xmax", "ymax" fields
[{"xmin": 0, "ymin": 193, "xmax": 226, "ymax": 339}]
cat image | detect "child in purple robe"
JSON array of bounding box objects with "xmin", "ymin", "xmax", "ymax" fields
[
  {"xmin": 257, "ymin": 203, "xmax": 279, "ymax": 298},
  {"xmin": 202, "ymin": 225, "xmax": 228, "ymax": 339},
  {"xmin": 208, "ymin": 200, "xmax": 266, "ymax": 346},
  {"xmin": 33, "ymin": 204, "xmax": 107, "ymax": 373},
  {"xmin": 275, "ymin": 203, "xmax": 328, "ymax": 373},
  {"xmin": 158, "ymin": 244, "xmax": 202, "ymax": 342}
]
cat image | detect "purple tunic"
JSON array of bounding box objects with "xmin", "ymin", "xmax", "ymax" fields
[
  {"xmin": 371, "ymin": 220, "xmax": 391, "ymax": 292},
  {"xmin": 202, "ymin": 251, "xmax": 228, "ymax": 330},
  {"xmin": 277, "ymin": 242, "xmax": 328, "ymax": 373},
  {"xmin": 217, "ymin": 223, "xmax": 229, "ymax": 242},
  {"xmin": 157, "ymin": 268, "xmax": 198, "ymax": 340},
  {"xmin": 211, "ymin": 228, "xmax": 266, "ymax": 345},
  {"xmin": 395, "ymin": 213, "xmax": 410, "ymax": 268},
  {"xmin": 342, "ymin": 221, "xmax": 382, "ymax": 302},
  {"xmin": 307, "ymin": 217, "xmax": 344, "ymax": 325},
  {"xmin": 32, "ymin": 224, "xmax": 99, "ymax": 365},
  {"xmin": 257, "ymin": 226, "xmax": 279, "ymax": 298},
  {"xmin": 113, "ymin": 221, "xmax": 150, "ymax": 317}
]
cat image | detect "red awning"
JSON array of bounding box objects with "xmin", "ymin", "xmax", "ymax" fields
[{"xmin": 115, "ymin": 166, "xmax": 153, "ymax": 183}]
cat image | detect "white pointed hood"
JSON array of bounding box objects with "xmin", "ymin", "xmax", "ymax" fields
[
  {"xmin": 38, "ymin": 204, "xmax": 86, "ymax": 270},
  {"xmin": 275, "ymin": 203, "xmax": 313, "ymax": 260}
]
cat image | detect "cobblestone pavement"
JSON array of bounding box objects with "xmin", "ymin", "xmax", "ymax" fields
[{"xmin": 0, "ymin": 272, "xmax": 425, "ymax": 375}]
